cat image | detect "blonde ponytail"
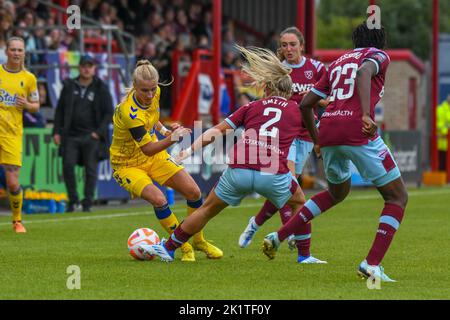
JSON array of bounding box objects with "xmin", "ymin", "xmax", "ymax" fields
[
  {"xmin": 236, "ymin": 45, "xmax": 293, "ymax": 99},
  {"xmin": 125, "ymin": 59, "xmax": 174, "ymax": 98}
]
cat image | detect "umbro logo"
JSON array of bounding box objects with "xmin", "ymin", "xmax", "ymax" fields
[{"xmin": 299, "ymin": 213, "xmax": 308, "ymax": 222}]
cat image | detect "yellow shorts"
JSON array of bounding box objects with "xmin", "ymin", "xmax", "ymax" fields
[
  {"xmin": 112, "ymin": 151, "xmax": 183, "ymax": 198},
  {"xmin": 0, "ymin": 136, "xmax": 22, "ymax": 167}
]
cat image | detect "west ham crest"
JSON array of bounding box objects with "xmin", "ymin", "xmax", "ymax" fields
[{"xmin": 304, "ymin": 70, "xmax": 313, "ymax": 80}]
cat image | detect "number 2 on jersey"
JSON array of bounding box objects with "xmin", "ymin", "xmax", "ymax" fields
[
  {"xmin": 259, "ymin": 107, "xmax": 282, "ymax": 138},
  {"xmin": 329, "ymin": 63, "xmax": 358, "ymax": 102}
]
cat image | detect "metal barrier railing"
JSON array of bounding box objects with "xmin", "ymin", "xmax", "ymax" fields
[{"xmin": 9, "ymin": 0, "xmax": 135, "ymax": 86}]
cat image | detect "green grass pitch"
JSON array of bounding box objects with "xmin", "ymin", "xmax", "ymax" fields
[{"xmin": 0, "ymin": 186, "xmax": 449, "ymax": 300}]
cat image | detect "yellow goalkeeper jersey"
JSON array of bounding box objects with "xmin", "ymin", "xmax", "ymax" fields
[
  {"xmin": 0, "ymin": 65, "xmax": 39, "ymax": 137},
  {"xmin": 110, "ymin": 87, "xmax": 162, "ymax": 168}
]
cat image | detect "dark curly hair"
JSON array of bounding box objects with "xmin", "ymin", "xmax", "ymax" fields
[{"xmin": 352, "ymin": 22, "xmax": 386, "ymax": 50}]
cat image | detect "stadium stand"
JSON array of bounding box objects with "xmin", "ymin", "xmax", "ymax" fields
[{"xmin": 1, "ymin": 0, "xmax": 247, "ymax": 123}]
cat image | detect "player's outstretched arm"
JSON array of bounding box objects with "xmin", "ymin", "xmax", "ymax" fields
[
  {"xmin": 139, "ymin": 126, "xmax": 192, "ymax": 157},
  {"xmin": 356, "ymin": 61, "xmax": 378, "ymax": 137},
  {"xmin": 176, "ymin": 121, "xmax": 233, "ymax": 163},
  {"xmin": 156, "ymin": 121, "xmax": 176, "ymax": 136}
]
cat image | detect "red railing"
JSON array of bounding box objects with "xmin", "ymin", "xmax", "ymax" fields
[
  {"xmin": 223, "ymin": 69, "xmax": 240, "ymax": 113},
  {"xmin": 84, "ymin": 38, "xmax": 119, "ymax": 53},
  {"xmin": 171, "ymin": 49, "xmax": 212, "ymax": 126},
  {"xmin": 171, "ymin": 49, "xmax": 242, "ymax": 126}
]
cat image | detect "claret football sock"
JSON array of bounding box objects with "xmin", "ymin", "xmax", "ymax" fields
[
  {"xmin": 165, "ymin": 225, "xmax": 192, "ymax": 251},
  {"xmin": 295, "ymin": 223, "xmax": 312, "ymax": 257},
  {"xmin": 278, "ymin": 204, "xmax": 292, "ymax": 224},
  {"xmin": 254, "ymin": 200, "xmax": 278, "ymax": 226},
  {"xmin": 366, "ymin": 203, "xmax": 405, "ymax": 265},
  {"xmin": 154, "ymin": 203, "xmax": 180, "ymax": 234},
  {"xmin": 279, "ymin": 205, "xmax": 312, "ymax": 257},
  {"xmin": 278, "ymin": 190, "xmax": 335, "ymax": 241}
]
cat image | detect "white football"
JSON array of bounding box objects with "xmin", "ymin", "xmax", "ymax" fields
[{"xmin": 127, "ymin": 228, "xmax": 160, "ymax": 260}]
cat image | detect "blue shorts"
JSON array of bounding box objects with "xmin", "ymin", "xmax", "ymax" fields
[
  {"xmin": 287, "ymin": 138, "xmax": 314, "ymax": 174},
  {"xmin": 321, "ymin": 137, "xmax": 401, "ymax": 187},
  {"xmin": 214, "ymin": 168, "xmax": 298, "ymax": 208}
]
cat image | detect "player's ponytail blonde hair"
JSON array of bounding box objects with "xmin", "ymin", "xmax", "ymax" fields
[
  {"xmin": 125, "ymin": 60, "xmax": 173, "ymax": 98},
  {"xmin": 236, "ymin": 45, "xmax": 292, "ymax": 99},
  {"xmin": 6, "ymin": 36, "xmax": 26, "ymax": 71}
]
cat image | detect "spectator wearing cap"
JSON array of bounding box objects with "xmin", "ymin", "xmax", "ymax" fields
[{"xmin": 52, "ymin": 55, "xmax": 114, "ymax": 213}]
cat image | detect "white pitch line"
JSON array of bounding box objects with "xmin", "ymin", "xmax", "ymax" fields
[
  {"xmin": 0, "ymin": 211, "xmax": 150, "ymax": 227},
  {"xmin": 0, "ymin": 188, "xmax": 448, "ymax": 227}
]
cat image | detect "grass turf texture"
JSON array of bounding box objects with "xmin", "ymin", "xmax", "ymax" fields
[{"xmin": 0, "ymin": 186, "xmax": 449, "ymax": 300}]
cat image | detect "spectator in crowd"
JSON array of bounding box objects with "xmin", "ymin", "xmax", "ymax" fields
[
  {"xmin": 163, "ymin": 7, "xmax": 177, "ymax": 31},
  {"xmin": 192, "ymin": 6, "xmax": 213, "ymax": 46},
  {"xmin": 187, "ymin": 2, "xmax": 202, "ymax": 28},
  {"xmin": 139, "ymin": 41, "xmax": 157, "ymax": 61},
  {"xmin": 222, "ymin": 51, "xmax": 238, "ymax": 70},
  {"xmin": 265, "ymin": 30, "xmax": 279, "ymax": 53},
  {"xmin": 2, "ymin": 1, "xmax": 17, "ymax": 21},
  {"xmin": 24, "ymin": 18, "xmax": 47, "ymax": 66},
  {"xmin": 46, "ymin": 29, "xmax": 64, "ymax": 50},
  {"xmin": 115, "ymin": 0, "xmax": 135, "ymax": 33},
  {"xmin": 236, "ymin": 92, "xmax": 255, "ymax": 109},
  {"xmin": 23, "ymin": 109, "xmax": 46, "ymax": 127},
  {"xmin": 38, "ymin": 82, "xmax": 50, "ymax": 107},
  {"xmin": 222, "ymin": 28, "xmax": 238, "ymax": 58},
  {"xmin": 37, "ymin": 81, "xmax": 56, "ymax": 122},
  {"xmin": 53, "ymin": 55, "xmax": 114, "ymax": 213},
  {"xmin": 81, "ymin": 0, "xmax": 101, "ymax": 20},
  {"xmin": 437, "ymin": 93, "xmax": 450, "ymax": 171},
  {"xmin": 0, "ymin": 8, "xmax": 13, "ymax": 64},
  {"xmin": 24, "ymin": 0, "xmax": 50, "ymax": 21},
  {"xmin": 3, "ymin": 0, "xmax": 244, "ymax": 123}
]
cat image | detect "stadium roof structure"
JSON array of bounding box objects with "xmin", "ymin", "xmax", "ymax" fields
[{"xmin": 314, "ymin": 49, "xmax": 426, "ymax": 74}]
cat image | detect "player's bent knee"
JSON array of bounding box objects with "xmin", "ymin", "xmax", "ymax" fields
[
  {"xmin": 7, "ymin": 183, "xmax": 20, "ymax": 194},
  {"xmin": 185, "ymin": 186, "xmax": 202, "ymax": 201},
  {"xmin": 141, "ymin": 187, "xmax": 167, "ymax": 207},
  {"xmin": 398, "ymin": 189, "xmax": 408, "ymax": 208},
  {"xmin": 328, "ymin": 192, "xmax": 343, "ymax": 204},
  {"xmin": 149, "ymin": 196, "xmax": 167, "ymax": 208},
  {"xmin": 5, "ymin": 178, "xmax": 20, "ymax": 194}
]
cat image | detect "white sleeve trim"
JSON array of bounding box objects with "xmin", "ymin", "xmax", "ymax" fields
[
  {"xmin": 225, "ymin": 118, "xmax": 237, "ymax": 129},
  {"xmin": 364, "ymin": 58, "xmax": 380, "ymax": 74},
  {"xmin": 311, "ymin": 88, "xmax": 327, "ymax": 99}
]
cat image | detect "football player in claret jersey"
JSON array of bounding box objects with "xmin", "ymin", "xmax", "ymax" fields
[
  {"xmin": 239, "ymin": 27, "xmax": 327, "ymax": 264},
  {"xmin": 110, "ymin": 60, "xmax": 223, "ymax": 262},
  {"xmin": 0, "ymin": 37, "xmax": 40, "ymax": 233},
  {"xmin": 263, "ymin": 23, "xmax": 408, "ymax": 282},
  {"xmin": 138, "ymin": 46, "xmax": 308, "ymax": 262}
]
